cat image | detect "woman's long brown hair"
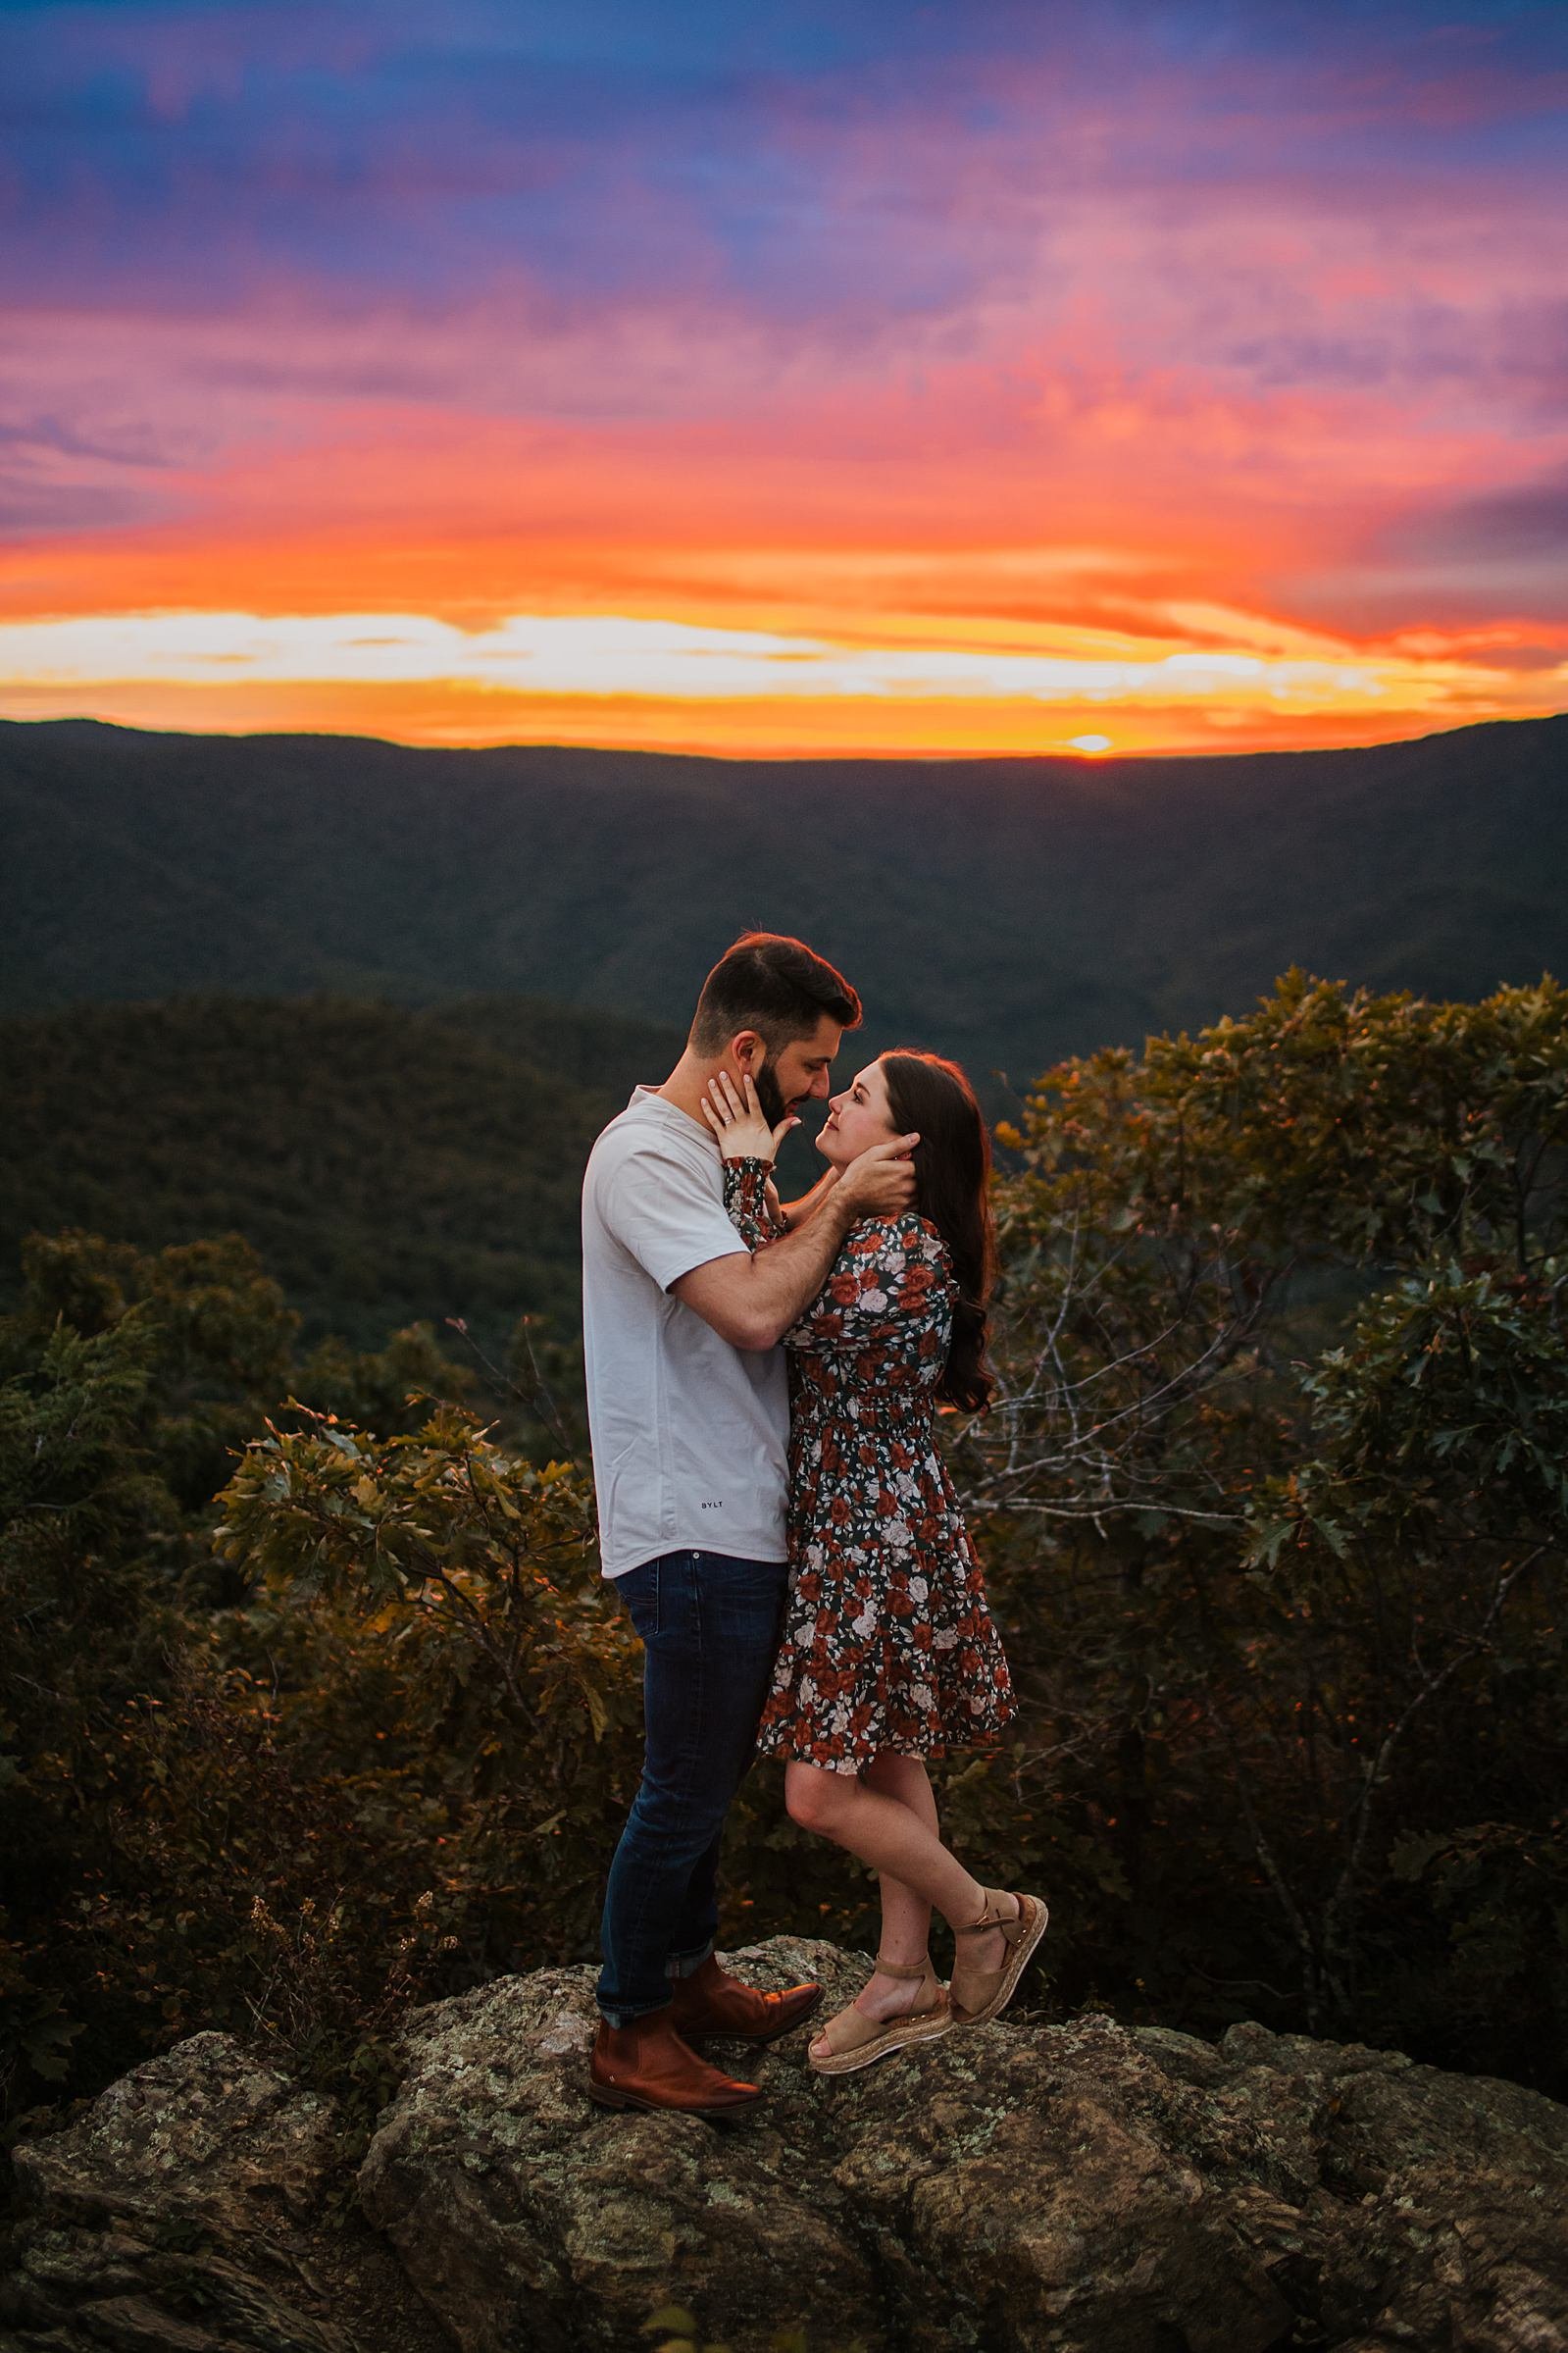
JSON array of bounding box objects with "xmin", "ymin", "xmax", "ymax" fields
[{"xmin": 880, "ymin": 1050, "xmax": 996, "ymax": 1412}]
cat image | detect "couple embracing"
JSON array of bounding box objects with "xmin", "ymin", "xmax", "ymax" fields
[{"xmin": 582, "ymin": 933, "xmax": 1045, "ymax": 2117}]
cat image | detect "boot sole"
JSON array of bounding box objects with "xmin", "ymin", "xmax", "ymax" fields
[{"xmin": 586, "ymin": 2078, "xmax": 762, "ymax": 2119}]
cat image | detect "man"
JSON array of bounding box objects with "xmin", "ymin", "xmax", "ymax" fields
[{"xmin": 582, "ymin": 932, "xmax": 919, "ymax": 2116}]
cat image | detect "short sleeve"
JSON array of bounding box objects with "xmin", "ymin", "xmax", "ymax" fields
[{"xmin": 600, "ymin": 1141, "xmax": 749, "ymax": 1293}]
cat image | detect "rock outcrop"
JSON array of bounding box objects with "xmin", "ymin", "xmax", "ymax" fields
[
  {"xmin": 0, "ymin": 2032, "xmax": 443, "ymax": 2353},
  {"xmin": 7, "ymin": 1938, "xmax": 1568, "ymax": 2352}
]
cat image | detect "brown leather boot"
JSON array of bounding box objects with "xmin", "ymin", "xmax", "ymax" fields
[
  {"xmin": 667, "ymin": 1951, "xmax": 825, "ymax": 2044},
  {"xmin": 587, "ymin": 2008, "xmax": 764, "ymax": 2116}
]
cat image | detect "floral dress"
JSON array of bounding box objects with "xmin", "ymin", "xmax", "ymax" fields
[{"xmin": 723, "ymin": 1158, "xmax": 1016, "ymax": 1774}]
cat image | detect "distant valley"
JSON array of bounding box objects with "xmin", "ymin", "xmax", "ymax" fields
[
  {"xmin": 6, "ymin": 712, "xmax": 1566, "ymax": 1084},
  {"xmin": 6, "ymin": 711, "xmax": 1565, "ymax": 1353}
]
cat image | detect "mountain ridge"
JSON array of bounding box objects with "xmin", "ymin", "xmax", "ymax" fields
[{"xmin": 6, "ymin": 710, "xmax": 1564, "ymax": 1079}]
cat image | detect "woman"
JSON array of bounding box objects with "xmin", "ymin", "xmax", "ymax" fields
[{"xmin": 702, "ymin": 1049, "xmax": 1046, "ymax": 2073}]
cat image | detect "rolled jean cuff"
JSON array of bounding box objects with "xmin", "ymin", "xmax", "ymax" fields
[
  {"xmin": 597, "ymin": 1992, "xmax": 675, "ymax": 2030},
  {"xmin": 665, "ymin": 1939, "xmax": 715, "ymax": 1981}
]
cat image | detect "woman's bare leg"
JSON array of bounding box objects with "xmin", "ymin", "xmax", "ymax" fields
[
  {"xmin": 787, "ymin": 1756, "xmax": 1018, "ymax": 2050},
  {"xmin": 803, "ymin": 1753, "xmax": 941, "ymax": 2058},
  {"xmin": 863, "ymin": 1754, "xmax": 937, "ymax": 1967}
]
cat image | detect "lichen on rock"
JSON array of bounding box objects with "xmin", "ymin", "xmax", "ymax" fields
[
  {"xmin": 2, "ymin": 2032, "xmax": 443, "ymax": 2353},
  {"xmin": 8, "ymin": 1938, "xmax": 1568, "ymax": 2353}
]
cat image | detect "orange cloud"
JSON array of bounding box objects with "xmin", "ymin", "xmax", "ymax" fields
[{"xmin": 5, "ymin": 12, "xmax": 1566, "ymax": 760}]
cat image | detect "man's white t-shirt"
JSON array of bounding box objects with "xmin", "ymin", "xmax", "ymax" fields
[{"xmin": 582, "ymin": 1088, "xmax": 789, "ymax": 1580}]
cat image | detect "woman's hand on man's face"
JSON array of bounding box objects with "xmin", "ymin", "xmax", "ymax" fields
[{"xmin": 702, "ymin": 1070, "xmax": 799, "ymax": 1164}]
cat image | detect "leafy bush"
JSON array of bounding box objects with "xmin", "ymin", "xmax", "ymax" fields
[
  {"xmin": 953, "ymin": 975, "xmax": 1568, "ymax": 2061},
  {"xmin": 0, "ymin": 1235, "xmax": 495, "ymax": 2138}
]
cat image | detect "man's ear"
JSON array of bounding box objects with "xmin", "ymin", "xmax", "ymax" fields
[{"xmin": 732, "ymin": 1030, "xmax": 766, "ymax": 1073}]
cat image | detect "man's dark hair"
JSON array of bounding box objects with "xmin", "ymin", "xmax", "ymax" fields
[{"xmin": 689, "ymin": 932, "xmax": 861, "ymax": 1056}]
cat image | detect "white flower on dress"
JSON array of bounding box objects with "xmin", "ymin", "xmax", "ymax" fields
[
  {"xmin": 908, "ymin": 1576, "xmax": 929, "ymax": 1605},
  {"xmin": 911, "ymin": 1685, "xmax": 935, "ymax": 1713},
  {"xmin": 851, "ymin": 1609, "xmax": 878, "ymax": 1638}
]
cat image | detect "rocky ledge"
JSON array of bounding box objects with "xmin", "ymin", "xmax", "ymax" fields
[{"xmin": 5, "ymin": 1937, "xmax": 1567, "ymax": 2353}]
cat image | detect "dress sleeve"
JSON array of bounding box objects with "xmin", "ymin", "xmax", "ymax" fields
[
  {"xmin": 789, "ymin": 1212, "xmax": 953, "ymax": 1354},
  {"xmin": 721, "ymin": 1156, "xmax": 787, "ymax": 1252}
]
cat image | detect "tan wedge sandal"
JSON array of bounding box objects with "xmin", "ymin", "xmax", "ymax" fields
[
  {"xmin": 807, "ymin": 1954, "xmax": 951, "ymax": 2076},
  {"xmin": 948, "ymin": 1888, "xmax": 1049, "ymax": 2027}
]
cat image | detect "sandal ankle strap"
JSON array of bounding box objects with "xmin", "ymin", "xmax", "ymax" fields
[
  {"xmin": 874, "ymin": 1952, "xmax": 935, "ymax": 1980},
  {"xmin": 954, "ymin": 1889, "xmax": 1013, "ymax": 1936}
]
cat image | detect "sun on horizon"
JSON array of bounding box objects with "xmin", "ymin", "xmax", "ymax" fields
[{"xmin": 2, "ymin": 3, "xmax": 1565, "ymax": 761}]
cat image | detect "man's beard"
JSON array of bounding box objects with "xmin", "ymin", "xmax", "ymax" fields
[{"xmin": 754, "ymin": 1061, "xmax": 789, "ymax": 1129}]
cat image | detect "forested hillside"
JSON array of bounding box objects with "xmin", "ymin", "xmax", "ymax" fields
[
  {"xmin": 0, "ymin": 996, "xmax": 681, "ymax": 1348},
  {"xmin": 4, "ymin": 713, "xmax": 1564, "ymax": 1079}
]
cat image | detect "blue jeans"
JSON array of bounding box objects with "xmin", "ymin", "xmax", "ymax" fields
[{"xmin": 597, "ymin": 1549, "xmax": 789, "ymax": 2025}]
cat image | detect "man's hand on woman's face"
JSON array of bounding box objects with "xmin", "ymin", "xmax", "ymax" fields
[
  {"xmin": 835, "ymin": 1133, "xmax": 920, "ymax": 1219},
  {"xmin": 702, "ymin": 1070, "xmax": 799, "ymax": 1165}
]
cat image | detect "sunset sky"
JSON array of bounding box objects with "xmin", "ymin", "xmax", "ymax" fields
[{"xmin": 2, "ymin": 0, "xmax": 1566, "ymax": 757}]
